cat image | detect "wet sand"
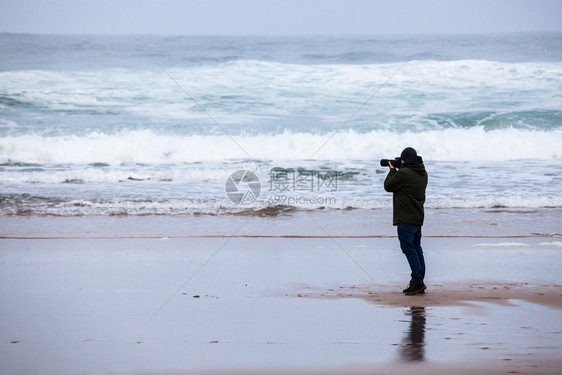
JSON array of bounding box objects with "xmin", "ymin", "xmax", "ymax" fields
[
  {"xmin": 144, "ymin": 360, "xmax": 562, "ymax": 375},
  {"xmin": 1, "ymin": 213, "xmax": 561, "ymax": 374},
  {"xmin": 285, "ymin": 282, "xmax": 562, "ymax": 309}
]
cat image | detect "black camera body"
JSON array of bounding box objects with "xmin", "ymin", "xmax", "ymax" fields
[{"xmin": 380, "ymin": 157, "xmax": 402, "ymax": 169}]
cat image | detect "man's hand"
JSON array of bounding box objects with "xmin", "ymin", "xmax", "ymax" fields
[{"xmin": 388, "ymin": 161, "xmax": 395, "ymax": 169}]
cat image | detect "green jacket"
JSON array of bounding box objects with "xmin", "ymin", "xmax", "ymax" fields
[{"xmin": 384, "ymin": 161, "xmax": 428, "ymax": 226}]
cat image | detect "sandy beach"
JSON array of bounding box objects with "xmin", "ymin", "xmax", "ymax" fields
[{"xmin": 1, "ymin": 210, "xmax": 561, "ymax": 374}]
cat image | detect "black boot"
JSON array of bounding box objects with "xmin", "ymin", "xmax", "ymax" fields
[
  {"xmin": 404, "ymin": 281, "xmax": 427, "ymax": 296},
  {"xmin": 403, "ymin": 281, "xmax": 414, "ymax": 293},
  {"xmin": 403, "ymin": 280, "xmax": 425, "ymax": 294}
]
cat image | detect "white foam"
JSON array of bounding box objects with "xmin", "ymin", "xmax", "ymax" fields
[
  {"xmin": 2, "ymin": 59, "xmax": 561, "ymax": 124},
  {"xmin": 474, "ymin": 242, "xmax": 529, "ymax": 247},
  {"xmin": 539, "ymin": 242, "xmax": 562, "ymax": 247},
  {"xmin": 1, "ymin": 127, "xmax": 560, "ymax": 165}
]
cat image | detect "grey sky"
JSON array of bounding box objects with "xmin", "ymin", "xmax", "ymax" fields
[{"xmin": 1, "ymin": 0, "xmax": 561, "ymax": 35}]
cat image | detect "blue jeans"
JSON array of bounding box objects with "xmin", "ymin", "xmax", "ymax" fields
[{"xmin": 397, "ymin": 223, "xmax": 425, "ymax": 283}]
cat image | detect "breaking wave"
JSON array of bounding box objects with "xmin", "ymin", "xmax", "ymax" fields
[{"xmin": 1, "ymin": 127, "xmax": 560, "ymax": 165}]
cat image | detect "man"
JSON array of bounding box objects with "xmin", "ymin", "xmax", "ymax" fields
[{"xmin": 384, "ymin": 147, "xmax": 428, "ymax": 296}]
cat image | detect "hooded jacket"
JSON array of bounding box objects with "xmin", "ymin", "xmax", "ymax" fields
[{"xmin": 384, "ymin": 156, "xmax": 428, "ymax": 226}]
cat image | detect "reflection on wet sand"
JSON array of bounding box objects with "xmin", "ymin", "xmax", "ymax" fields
[{"xmin": 398, "ymin": 306, "xmax": 426, "ymax": 362}]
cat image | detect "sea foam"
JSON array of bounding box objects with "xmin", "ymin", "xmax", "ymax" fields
[{"xmin": 1, "ymin": 128, "xmax": 560, "ymax": 165}]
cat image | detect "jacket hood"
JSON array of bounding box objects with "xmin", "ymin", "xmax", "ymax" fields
[
  {"xmin": 403, "ymin": 156, "xmax": 426, "ymax": 174},
  {"xmin": 403, "ymin": 155, "xmax": 423, "ymax": 166}
]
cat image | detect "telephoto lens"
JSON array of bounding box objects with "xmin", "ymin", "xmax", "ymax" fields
[{"xmin": 380, "ymin": 157, "xmax": 402, "ymax": 168}]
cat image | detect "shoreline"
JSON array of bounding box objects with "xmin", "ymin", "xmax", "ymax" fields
[{"xmin": 1, "ymin": 207, "xmax": 561, "ymax": 239}]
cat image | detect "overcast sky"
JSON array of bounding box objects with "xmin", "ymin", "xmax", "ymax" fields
[{"xmin": 1, "ymin": 0, "xmax": 561, "ymax": 36}]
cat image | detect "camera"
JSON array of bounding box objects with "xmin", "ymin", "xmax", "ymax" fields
[{"xmin": 380, "ymin": 157, "xmax": 402, "ymax": 169}]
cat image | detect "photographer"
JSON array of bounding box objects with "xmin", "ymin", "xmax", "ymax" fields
[{"xmin": 384, "ymin": 147, "xmax": 428, "ymax": 295}]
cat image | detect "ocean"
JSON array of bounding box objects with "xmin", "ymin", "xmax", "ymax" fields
[{"xmin": 1, "ymin": 33, "xmax": 561, "ymax": 216}]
